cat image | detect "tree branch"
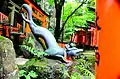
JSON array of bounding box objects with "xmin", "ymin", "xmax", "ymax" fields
[{"xmin": 60, "ymin": 0, "xmax": 87, "ymax": 34}]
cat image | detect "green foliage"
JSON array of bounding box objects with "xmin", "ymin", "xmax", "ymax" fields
[
  {"xmin": 48, "ymin": 0, "xmax": 54, "ymax": 5},
  {"xmin": 70, "ymin": 71, "xmax": 94, "ymax": 79},
  {"xmin": 19, "ymin": 65, "xmax": 38, "ymax": 79},
  {"xmin": 21, "ymin": 33, "xmax": 46, "ymax": 56},
  {"xmin": 70, "ymin": 72, "xmax": 82, "ymax": 79},
  {"xmin": 86, "ymin": 0, "xmax": 96, "ymax": 8},
  {"xmin": 19, "ymin": 70, "xmax": 38, "ymax": 79},
  {"xmin": 74, "ymin": 65, "xmax": 95, "ymax": 78},
  {"xmin": 69, "ymin": 52, "xmax": 95, "ymax": 79},
  {"xmin": 62, "ymin": 1, "xmax": 95, "ymax": 41},
  {"xmin": 18, "ymin": 58, "xmax": 69, "ymax": 79},
  {"xmin": 0, "ymin": 36, "xmax": 4, "ymax": 40},
  {"xmin": 20, "ymin": 45, "xmax": 48, "ymax": 58},
  {"xmin": 22, "ymin": 36, "xmax": 35, "ymax": 47},
  {"xmin": 18, "ymin": 48, "xmax": 95, "ymax": 79},
  {"xmin": 18, "ymin": 58, "xmax": 46, "ymax": 79}
]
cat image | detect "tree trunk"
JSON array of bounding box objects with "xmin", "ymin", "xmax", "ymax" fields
[
  {"xmin": 54, "ymin": 9, "xmax": 62, "ymax": 41},
  {"xmin": 54, "ymin": 0, "xmax": 65, "ymax": 41}
]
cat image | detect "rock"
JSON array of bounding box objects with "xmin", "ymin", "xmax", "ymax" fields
[
  {"xmin": 15, "ymin": 58, "xmax": 29, "ymax": 65},
  {"xmin": 0, "ymin": 36, "xmax": 19, "ymax": 79},
  {"xmin": 19, "ymin": 57, "xmax": 70, "ymax": 79}
]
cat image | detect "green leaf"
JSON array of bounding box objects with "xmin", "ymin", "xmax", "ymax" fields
[
  {"xmin": 0, "ymin": 36, "xmax": 4, "ymax": 40},
  {"xmin": 25, "ymin": 75, "xmax": 31, "ymax": 79},
  {"xmin": 48, "ymin": 0, "xmax": 54, "ymax": 5},
  {"xmin": 28, "ymin": 71, "xmax": 38, "ymax": 78},
  {"xmin": 19, "ymin": 70, "xmax": 26, "ymax": 77},
  {"xmin": 25, "ymin": 58, "xmax": 36, "ymax": 66},
  {"xmin": 70, "ymin": 72, "xmax": 82, "ymax": 79}
]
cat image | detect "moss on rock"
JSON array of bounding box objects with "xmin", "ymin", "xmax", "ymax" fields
[{"xmin": 19, "ymin": 57, "xmax": 69, "ymax": 79}]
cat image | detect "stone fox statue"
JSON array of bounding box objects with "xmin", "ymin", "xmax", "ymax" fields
[{"xmin": 20, "ymin": 4, "xmax": 83, "ymax": 62}]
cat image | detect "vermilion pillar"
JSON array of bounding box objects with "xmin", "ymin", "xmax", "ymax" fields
[{"xmin": 96, "ymin": 0, "xmax": 120, "ymax": 79}]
